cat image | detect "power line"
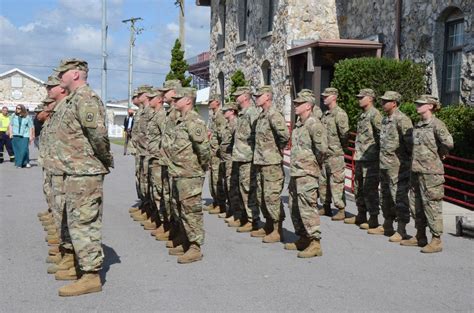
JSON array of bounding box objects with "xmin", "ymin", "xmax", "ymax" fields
[{"xmin": 0, "ymin": 63, "xmax": 167, "ymax": 75}]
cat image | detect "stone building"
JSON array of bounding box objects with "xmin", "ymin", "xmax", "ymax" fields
[{"xmin": 196, "ymin": 0, "xmax": 473, "ymax": 121}]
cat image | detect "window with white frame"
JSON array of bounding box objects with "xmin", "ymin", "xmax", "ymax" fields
[{"xmin": 442, "ymin": 14, "xmax": 464, "ymax": 104}]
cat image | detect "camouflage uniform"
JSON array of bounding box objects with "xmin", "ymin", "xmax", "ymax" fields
[
  {"xmin": 379, "ymin": 105, "xmax": 413, "ymax": 227},
  {"xmin": 354, "ymin": 100, "xmax": 382, "ymax": 217},
  {"xmin": 253, "ymin": 89, "xmax": 290, "ymax": 223},
  {"xmin": 232, "ymin": 87, "xmax": 260, "ymax": 222},
  {"xmin": 312, "ymin": 104, "xmax": 323, "ymax": 120},
  {"xmin": 168, "ymin": 89, "xmax": 210, "ymax": 245},
  {"xmin": 50, "ymin": 59, "xmax": 113, "ymax": 272},
  {"xmin": 208, "ymin": 104, "xmax": 227, "ymax": 209},
  {"xmin": 320, "ymin": 101, "xmax": 349, "ymax": 211},
  {"xmin": 410, "ymin": 96, "xmax": 453, "ymax": 237},
  {"xmin": 289, "ymin": 111, "xmax": 327, "ymax": 240},
  {"xmin": 130, "ymin": 101, "xmax": 143, "ymax": 202}
]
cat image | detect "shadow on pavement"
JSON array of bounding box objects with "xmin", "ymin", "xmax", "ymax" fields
[{"xmin": 100, "ymin": 244, "xmax": 121, "ymax": 285}]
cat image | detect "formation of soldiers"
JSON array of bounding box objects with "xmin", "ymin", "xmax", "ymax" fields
[
  {"xmin": 127, "ymin": 80, "xmax": 454, "ymax": 263},
  {"xmin": 36, "ymin": 58, "xmax": 113, "ymax": 297}
]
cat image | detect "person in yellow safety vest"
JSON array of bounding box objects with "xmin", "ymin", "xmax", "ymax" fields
[{"xmin": 0, "ymin": 106, "xmax": 15, "ymax": 163}]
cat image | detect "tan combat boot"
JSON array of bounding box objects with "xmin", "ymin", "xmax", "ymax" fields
[
  {"xmin": 44, "ymin": 224, "xmax": 56, "ymax": 232},
  {"xmin": 218, "ymin": 212, "xmax": 227, "ymax": 218},
  {"xmin": 55, "ymin": 266, "xmax": 78, "ymax": 280},
  {"xmin": 133, "ymin": 212, "xmax": 148, "ymax": 222},
  {"xmin": 129, "ymin": 206, "xmax": 140, "ymax": 213},
  {"xmin": 263, "ymin": 222, "xmax": 282, "ymax": 243},
  {"xmin": 48, "ymin": 245, "xmax": 60, "ymax": 255},
  {"xmin": 400, "ymin": 228, "xmax": 428, "ymax": 247},
  {"xmin": 389, "ymin": 221, "xmax": 410, "ymax": 242},
  {"xmin": 361, "ymin": 214, "xmax": 378, "ymax": 230},
  {"xmin": 39, "ymin": 214, "xmax": 53, "ymax": 222},
  {"xmin": 177, "ymin": 243, "xmax": 203, "ymax": 264},
  {"xmin": 46, "ymin": 253, "xmax": 62, "ymax": 264},
  {"xmin": 208, "ymin": 206, "xmax": 221, "ymax": 214},
  {"xmin": 47, "ymin": 237, "xmax": 60, "ymax": 246},
  {"xmin": 224, "ymin": 216, "xmax": 234, "ymax": 223},
  {"xmin": 202, "ymin": 203, "xmax": 214, "ymax": 211},
  {"xmin": 42, "ymin": 219, "xmax": 55, "ymax": 227},
  {"xmin": 251, "ymin": 220, "xmax": 272, "ymax": 238},
  {"xmin": 297, "ymin": 239, "xmax": 322, "ymax": 258},
  {"xmin": 331, "ymin": 209, "xmax": 346, "ymax": 221},
  {"xmin": 58, "ymin": 273, "xmax": 102, "ymax": 297},
  {"xmin": 420, "ymin": 236, "xmax": 442, "ymax": 253},
  {"xmin": 47, "ymin": 253, "xmax": 74, "ymax": 274},
  {"xmin": 284, "ymin": 236, "xmax": 310, "ymax": 251},
  {"xmin": 155, "ymin": 230, "xmax": 170, "ymax": 241},
  {"xmin": 237, "ymin": 222, "xmax": 253, "ymax": 233},
  {"xmin": 169, "ymin": 242, "xmax": 189, "ymax": 256},
  {"xmin": 46, "ymin": 233, "xmax": 59, "ymax": 242},
  {"xmin": 318, "ymin": 204, "xmax": 332, "ymax": 217},
  {"xmin": 228, "ymin": 219, "xmax": 241, "ymax": 227},
  {"xmin": 46, "ymin": 228, "xmax": 58, "ymax": 235},
  {"xmin": 37, "ymin": 210, "xmax": 50, "ymax": 218},
  {"xmin": 143, "ymin": 219, "xmax": 158, "ymax": 230},
  {"xmin": 344, "ymin": 212, "xmax": 367, "ymax": 225},
  {"xmin": 151, "ymin": 223, "xmax": 165, "ymax": 236}
]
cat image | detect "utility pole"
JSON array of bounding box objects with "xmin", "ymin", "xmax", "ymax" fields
[
  {"xmin": 177, "ymin": 0, "xmax": 185, "ymax": 52},
  {"xmin": 122, "ymin": 17, "xmax": 143, "ymax": 109},
  {"xmin": 101, "ymin": 0, "xmax": 108, "ymax": 120}
]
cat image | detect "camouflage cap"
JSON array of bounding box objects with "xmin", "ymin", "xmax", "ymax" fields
[
  {"xmin": 132, "ymin": 89, "xmax": 139, "ymax": 98},
  {"xmin": 158, "ymin": 79, "xmax": 182, "ymax": 92},
  {"xmin": 172, "ymin": 87, "xmax": 197, "ymax": 99},
  {"xmin": 321, "ymin": 87, "xmax": 338, "ymax": 97},
  {"xmin": 380, "ymin": 91, "xmax": 401, "ymax": 102},
  {"xmin": 41, "ymin": 97, "xmax": 55, "ymax": 104},
  {"xmin": 293, "ymin": 89, "xmax": 316, "ymax": 105},
  {"xmin": 356, "ymin": 88, "xmax": 376, "ymax": 98},
  {"xmin": 34, "ymin": 104, "xmax": 44, "ymax": 113},
  {"xmin": 147, "ymin": 88, "xmax": 164, "ymax": 98},
  {"xmin": 253, "ymin": 85, "xmax": 273, "ymax": 97},
  {"xmin": 53, "ymin": 58, "xmax": 88, "ymax": 73},
  {"xmin": 35, "ymin": 97, "xmax": 55, "ymax": 112},
  {"xmin": 222, "ymin": 101, "xmax": 238, "ymax": 111},
  {"xmin": 136, "ymin": 84, "xmax": 154, "ymax": 95},
  {"xmin": 208, "ymin": 93, "xmax": 221, "ymax": 102},
  {"xmin": 415, "ymin": 94, "xmax": 441, "ymax": 111},
  {"xmin": 232, "ymin": 86, "xmax": 252, "ymax": 97},
  {"xmin": 43, "ymin": 73, "xmax": 61, "ymax": 87}
]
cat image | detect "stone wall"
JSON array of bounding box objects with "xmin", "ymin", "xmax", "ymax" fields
[{"xmin": 0, "ymin": 70, "xmax": 46, "ymax": 111}]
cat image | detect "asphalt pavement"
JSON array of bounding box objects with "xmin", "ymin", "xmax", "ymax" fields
[{"xmin": 1, "ymin": 144, "xmax": 473, "ymax": 312}]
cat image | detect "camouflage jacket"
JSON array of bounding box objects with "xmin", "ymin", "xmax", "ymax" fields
[
  {"xmin": 133, "ymin": 105, "xmax": 153, "ymax": 156},
  {"xmin": 130, "ymin": 106, "xmax": 142, "ymax": 150},
  {"xmin": 38, "ymin": 98, "xmax": 65, "ymax": 169},
  {"xmin": 208, "ymin": 109, "xmax": 226, "ymax": 155},
  {"xmin": 168, "ymin": 109, "xmax": 210, "ymax": 178},
  {"xmin": 160, "ymin": 105, "xmax": 180, "ymax": 166},
  {"xmin": 321, "ymin": 105, "xmax": 349, "ymax": 158},
  {"xmin": 312, "ymin": 105, "xmax": 323, "ymax": 120},
  {"xmin": 379, "ymin": 108, "xmax": 413, "ymax": 171},
  {"xmin": 254, "ymin": 106, "xmax": 290, "ymax": 165},
  {"xmin": 147, "ymin": 108, "xmax": 167, "ymax": 161},
  {"xmin": 217, "ymin": 117, "xmax": 236, "ymax": 162},
  {"xmin": 44, "ymin": 84, "xmax": 113, "ymax": 175},
  {"xmin": 355, "ymin": 106, "xmax": 382, "ymax": 162},
  {"xmin": 290, "ymin": 116, "xmax": 328, "ymax": 177},
  {"xmin": 412, "ymin": 116, "xmax": 453, "ymax": 174},
  {"xmin": 232, "ymin": 105, "xmax": 260, "ymax": 163}
]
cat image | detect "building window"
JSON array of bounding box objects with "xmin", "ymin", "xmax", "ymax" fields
[
  {"xmin": 442, "ymin": 15, "xmax": 464, "ymax": 104},
  {"xmin": 218, "ymin": 72, "xmax": 225, "ymax": 103},
  {"xmin": 11, "ymin": 75, "xmax": 23, "ymax": 88},
  {"xmin": 261, "ymin": 60, "xmax": 271, "ymax": 85},
  {"xmin": 217, "ymin": 0, "xmax": 226, "ymax": 50},
  {"xmin": 262, "ymin": 0, "xmax": 275, "ymax": 33},
  {"xmin": 238, "ymin": 0, "xmax": 248, "ymax": 42}
]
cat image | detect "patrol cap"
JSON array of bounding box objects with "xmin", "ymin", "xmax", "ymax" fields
[
  {"xmin": 54, "ymin": 58, "xmax": 89, "ymax": 73},
  {"xmin": 293, "ymin": 89, "xmax": 315, "ymax": 105},
  {"xmin": 253, "ymin": 85, "xmax": 273, "ymax": 97},
  {"xmin": 321, "ymin": 87, "xmax": 338, "ymax": 97},
  {"xmin": 35, "ymin": 98, "xmax": 55, "ymax": 112},
  {"xmin": 380, "ymin": 91, "xmax": 401, "ymax": 102},
  {"xmin": 222, "ymin": 101, "xmax": 238, "ymax": 112},
  {"xmin": 136, "ymin": 84, "xmax": 154, "ymax": 95},
  {"xmin": 172, "ymin": 87, "xmax": 197, "ymax": 99},
  {"xmin": 208, "ymin": 93, "xmax": 221, "ymax": 102},
  {"xmin": 42, "ymin": 97, "xmax": 55, "ymax": 104},
  {"xmin": 34, "ymin": 104, "xmax": 44, "ymax": 113},
  {"xmin": 232, "ymin": 86, "xmax": 252, "ymax": 97},
  {"xmin": 132, "ymin": 89, "xmax": 139, "ymax": 98},
  {"xmin": 43, "ymin": 74, "xmax": 61, "ymax": 87},
  {"xmin": 158, "ymin": 80, "xmax": 182, "ymax": 92},
  {"xmin": 356, "ymin": 88, "xmax": 376, "ymax": 98},
  {"xmin": 415, "ymin": 94, "xmax": 441, "ymax": 111}
]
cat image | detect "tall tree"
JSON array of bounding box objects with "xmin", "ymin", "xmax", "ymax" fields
[{"xmin": 166, "ymin": 39, "xmax": 192, "ymax": 87}]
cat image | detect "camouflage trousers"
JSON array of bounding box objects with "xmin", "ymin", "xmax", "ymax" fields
[
  {"xmin": 138, "ymin": 155, "xmax": 151, "ymax": 210},
  {"xmin": 289, "ymin": 175, "xmax": 321, "ymax": 240},
  {"xmin": 221, "ymin": 160, "xmax": 240, "ymax": 217},
  {"xmin": 235, "ymin": 161, "xmax": 259, "ymax": 222},
  {"xmin": 149, "ymin": 159, "xmax": 169, "ymax": 223},
  {"xmin": 161, "ymin": 165, "xmax": 176, "ymax": 221},
  {"xmin": 134, "ymin": 155, "xmax": 141, "ymax": 201},
  {"xmin": 409, "ymin": 173, "xmax": 444, "ymax": 237},
  {"xmin": 380, "ymin": 168, "xmax": 410, "ymax": 223},
  {"xmin": 50, "ymin": 174, "xmax": 65, "ymax": 231},
  {"xmin": 171, "ymin": 176, "xmax": 205, "ymax": 246},
  {"xmin": 209, "ymin": 154, "xmax": 226, "ymax": 207},
  {"xmin": 255, "ymin": 164, "xmax": 285, "ymax": 222},
  {"xmin": 42, "ymin": 170, "xmax": 53, "ymax": 213},
  {"xmin": 319, "ymin": 156, "xmax": 346, "ymax": 209},
  {"xmin": 354, "ymin": 161, "xmax": 380, "ymax": 216},
  {"xmin": 60, "ymin": 175, "xmax": 104, "ymax": 272}
]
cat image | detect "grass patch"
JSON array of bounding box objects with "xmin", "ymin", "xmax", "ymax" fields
[{"xmin": 110, "ymin": 138, "xmax": 125, "ymax": 146}]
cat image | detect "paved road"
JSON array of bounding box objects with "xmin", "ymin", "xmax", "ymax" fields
[{"xmin": 1, "ymin": 144, "xmax": 473, "ymax": 312}]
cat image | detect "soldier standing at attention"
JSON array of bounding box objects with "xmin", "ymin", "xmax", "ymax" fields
[
  {"xmin": 286, "ymin": 89, "xmax": 327, "ymax": 258},
  {"xmin": 232, "ymin": 86, "xmax": 260, "ymax": 232},
  {"xmin": 167, "ymin": 87, "xmax": 210, "ymax": 263},
  {"xmin": 401, "ymin": 95, "xmax": 453, "ymax": 252},
  {"xmin": 51, "ymin": 59, "xmax": 113, "ymax": 296},
  {"xmin": 345, "ymin": 89, "xmax": 382, "ymax": 230},
  {"xmin": 252, "ymin": 85, "xmax": 290, "ymax": 243},
  {"xmin": 370, "ymin": 91, "xmax": 413, "ymax": 241},
  {"xmin": 206, "ymin": 94, "xmax": 227, "ymax": 215},
  {"xmin": 319, "ymin": 88, "xmax": 349, "ymax": 221}
]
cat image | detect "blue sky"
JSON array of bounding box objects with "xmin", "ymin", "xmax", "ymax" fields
[{"xmin": 0, "ymin": 0, "xmax": 210, "ymax": 101}]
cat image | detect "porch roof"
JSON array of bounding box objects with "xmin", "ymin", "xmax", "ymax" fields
[{"xmin": 287, "ymin": 39, "xmax": 383, "ymax": 57}]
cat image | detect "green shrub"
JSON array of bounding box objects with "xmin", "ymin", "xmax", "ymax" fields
[
  {"xmin": 228, "ymin": 70, "xmax": 247, "ymax": 101},
  {"xmin": 331, "ymin": 57, "xmax": 425, "ymax": 130},
  {"xmin": 399, "ymin": 102, "xmax": 420, "ymax": 124},
  {"xmin": 437, "ymin": 104, "xmax": 474, "ymax": 158}
]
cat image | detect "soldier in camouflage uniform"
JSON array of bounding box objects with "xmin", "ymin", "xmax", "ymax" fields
[
  {"xmin": 369, "ymin": 91, "xmax": 413, "ymax": 240},
  {"xmin": 167, "ymin": 87, "xmax": 210, "ymax": 263},
  {"xmin": 231, "ymin": 86, "xmax": 260, "ymax": 232},
  {"xmin": 401, "ymin": 95, "xmax": 453, "ymax": 253},
  {"xmin": 286, "ymin": 89, "xmax": 327, "ymax": 258},
  {"xmin": 206, "ymin": 94, "xmax": 227, "ymax": 215},
  {"xmin": 48, "ymin": 59, "xmax": 113, "ymax": 296},
  {"xmin": 319, "ymin": 88, "xmax": 349, "ymax": 221},
  {"xmin": 252, "ymin": 85, "xmax": 290, "ymax": 243},
  {"xmin": 157, "ymin": 80, "xmax": 182, "ymax": 244},
  {"xmin": 128, "ymin": 91, "xmax": 142, "ymax": 213},
  {"xmin": 344, "ymin": 89, "xmax": 382, "ymax": 230}
]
